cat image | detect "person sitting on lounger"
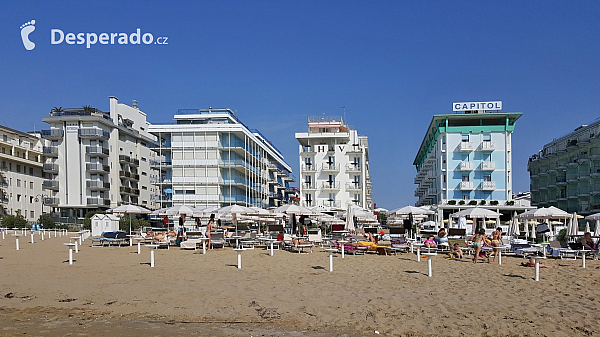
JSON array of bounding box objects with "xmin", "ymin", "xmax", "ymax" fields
[
  {"xmin": 581, "ymin": 232, "xmax": 598, "ymax": 251},
  {"xmin": 521, "ymin": 256, "xmax": 553, "ymax": 268},
  {"xmin": 366, "ymin": 232, "xmax": 378, "ymax": 244},
  {"xmin": 423, "ymin": 235, "xmax": 437, "ymax": 248},
  {"xmin": 291, "ymin": 237, "xmax": 311, "ymax": 249},
  {"xmin": 153, "ymin": 232, "xmax": 166, "ymax": 242},
  {"xmin": 438, "ymin": 228, "xmax": 448, "ymax": 246}
]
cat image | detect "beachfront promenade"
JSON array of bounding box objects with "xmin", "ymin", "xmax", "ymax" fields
[{"xmin": 1, "ymin": 228, "xmax": 599, "ymax": 336}]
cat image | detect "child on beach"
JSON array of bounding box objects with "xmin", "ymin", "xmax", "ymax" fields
[
  {"xmin": 423, "ymin": 235, "xmax": 437, "ymax": 248},
  {"xmin": 450, "ymin": 243, "xmax": 463, "ymax": 259}
]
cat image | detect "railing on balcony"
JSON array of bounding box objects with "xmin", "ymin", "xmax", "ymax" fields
[
  {"xmin": 481, "ymin": 161, "xmax": 495, "ymax": 170},
  {"xmin": 321, "ymin": 181, "xmax": 341, "ymax": 189},
  {"xmin": 346, "ymin": 182, "xmax": 362, "ymax": 190},
  {"xmin": 480, "ymin": 141, "xmax": 496, "ymax": 151},
  {"xmin": 79, "ymin": 128, "xmax": 110, "ymax": 139},
  {"xmin": 42, "ymin": 180, "xmax": 59, "ymax": 189},
  {"xmin": 459, "ymin": 142, "xmax": 474, "ymax": 151},
  {"xmin": 321, "ymin": 163, "xmax": 340, "ymax": 171},
  {"xmin": 459, "ymin": 161, "xmax": 473, "ymax": 170},
  {"xmin": 302, "ymin": 183, "xmax": 318, "ymax": 189},
  {"xmin": 87, "ymin": 198, "xmax": 110, "ymax": 206},
  {"xmin": 43, "ymin": 163, "xmax": 59, "ymax": 172},
  {"xmin": 346, "ymin": 163, "xmax": 361, "ymax": 172},
  {"xmin": 119, "ymin": 155, "xmax": 131, "ymax": 163},
  {"xmin": 460, "ymin": 181, "xmax": 474, "ymax": 189},
  {"xmin": 43, "ymin": 197, "xmax": 59, "ymax": 205},
  {"xmin": 481, "ymin": 181, "xmax": 496, "ymax": 190},
  {"xmin": 86, "ymin": 180, "xmax": 110, "ymax": 189},
  {"xmin": 301, "ymin": 164, "xmax": 316, "ymax": 172},
  {"xmin": 86, "ymin": 146, "xmax": 109, "ymax": 156},
  {"xmin": 43, "ymin": 146, "xmax": 58, "ymax": 156},
  {"xmin": 40, "ymin": 129, "xmax": 64, "ymax": 139},
  {"xmin": 321, "ymin": 200, "xmax": 341, "ymax": 208},
  {"xmin": 149, "ymin": 159, "xmax": 172, "ymax": 166},
  {"xmin": 86, "ymin": 163, "xmax": 110, "ymax": 173}
]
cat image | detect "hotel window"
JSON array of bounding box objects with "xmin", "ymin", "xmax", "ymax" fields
[
  {"xmin": 29, "ymin": 182, "xmax": 33, "ymax": 189},
  {"xmin": 16, "ymin": 165, "xmax": 21, "ymax": 173},
  {"xmin": 16, "ymin": 179, "xmax": 21, "ymax": 187},
  {"xmin": 462, "ymin": 134, "xmax": 469, "ymax": 142},
  {"xmin": 29, "ymin": 167, "xmax": 33, "ymax": 175},
  {"xmin": 462, "ymin": 175, "xmax": 469, "ymax": 182},
  {"xmin": 353, "ymin": 194, "xmax": 361, "ymax": 202},
  {"xmin": 484, "ymin": 175, "xmax": 492, "ymax": 182},
  {"xmin": 30, "ymin": 211, "xmax": 34, "ymax": 219},
  {"xmin": 443, "ymin": 175, "xmax": 446, "ymax": 183},
  {"xmin": 462, "ymin": 192, "xmax": 469, "ymax": 200},
  {"xmin": 30, "ymin": 196, "xmax": 33, "ymax": 203},
  {"xmin": 328, "ymin": 193, "xmax": 336, "ymax": 201},
  {"xmin": 483, "ymin": 134, "xmax": 491, "ymax": 142},
  {"xmin": 17, "ymin": 194, "xmax": 21, "ymax": 202}
]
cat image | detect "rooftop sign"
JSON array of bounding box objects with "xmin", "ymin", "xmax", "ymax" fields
[{"xmin": 453, "ymin": 101, "xmax": 502, "ymax": 112}]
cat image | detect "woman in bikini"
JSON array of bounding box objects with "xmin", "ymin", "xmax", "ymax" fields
[
  {"xmin": 469, "ymin": 228, "xmax": 486, "ymax": 263},
  {"xmin": 581, "ymin": 232, "xmax": 598, "ymax": 251},
  {"xmin": 423, "ymin": 235, "xmax": 437, "ymax": 248},
  {"xmin": 206, "ymin": 214, "xmax": 215, "ymax": 249},
  {"xmin": 489, "ymin": 227, "xmax": 503, "ymax": 260}
]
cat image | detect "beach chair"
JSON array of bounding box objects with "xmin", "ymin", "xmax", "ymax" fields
[
  {"xmin": 210, "ymin": 231, "xmax": 226, "ymax": 249},
  {"xmin": 307, "ymin": 228, "xmax": 322, "ymax": 246},
  {"xmin": 180, "ymin": 238, "xmax": 202, "ymax": 250},
  {"xmin": 447, "ymin": 228, "xmax": 466, "ymax": 239}
]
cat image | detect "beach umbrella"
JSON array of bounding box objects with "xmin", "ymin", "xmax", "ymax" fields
[
  {"xmin": 451, "ymin": 207, "xmax": 500, "ymax": 219},
  {"xmin": 215, "ymin": 205, "xmax": 256, "ymax": 214},
  {"xmin": 109, "ymin": 204, "xmax": 151, "ymax": 234},
  {"xmin": 164, "ymin": 205, "xmax": 198, "ymax": 216},
  {"xmin": 391, "ymin": 205, "xmax": 434, "ymax": 215},
  {"xmin": 530, "ymin": 221, "xmax": 536, "ymax": 241},
  {"xmin": 150, "ymin": 207, "xmax": 169, "ymax": 215},
  {"xmin": 584, "ymin": 212, "xmax": 600, "ymax": 220},
  {"xmin": 594, "ymin": 220, "xmax": 600, "ymax": 237},
  {"xmin": 517, "ymin": 207, "xmax": 571, "ymax": 220},
  {"xmin": 273, "ymin": 204, "xmax": 314, "ymax": 215},
  {"xmin": 509, "ymin": 217, "xmax": 520, "ymax": 237},
  {"xmin": 345, "ymin": 204, "xmax": 355, "ymax": 233}
]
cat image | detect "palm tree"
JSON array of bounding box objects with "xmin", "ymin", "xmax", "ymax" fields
[
  {"xmin": 82, "ymin": 105, "xmax": 95, "ymax": 113},
  {"xmin": 50, "ymin": 107, "xmax": 64, "ymax": 115}
]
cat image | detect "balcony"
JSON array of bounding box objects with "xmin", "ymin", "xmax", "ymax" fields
[
  {"xmin": 459, "ymin": 142, "xmax": 474, "ymax": 151},
  {"xmin": 302, "ymin": 183, "xmax": 318, "ymax": 190},
  {"xmin": 87, "ymin": 180, "xmax": 110, "ymax": 190},
  {"xmin": 119, "ymin": 170, "xmax": 131, "ymax": 179},
  {"xmin": 40, "ymin": 129, "xmax": 64, "ymax": 139},
  {"xmin": 346, "ymin": 182, "xmax": 362, "ymax": 190},
  {"xmin": 481, "ymin": 161, "xmax": 495, "ymax": 170},
  {"xmin": 120, "ymin": 186, "xmax": 132, "ymax": 194},
  {"xmin": 149, "ymin": 160, "xmax": 172, "ymax": 167},
  {"xmin": 87, "ymin": 198, "xmax": 110, "ymax": 206},
  {"xmin": 43, "ymin": 163, "xmax": 59, "ymax": 173},
  {"xmin": 86, "ymin": 146, "xmax": 109, "ymax": 157},
  {"xmin": 321, "ymin": 200, "xmax": 341, "ymax": 208},
  {"xmin": 481, "ymin": 181, "xmax": 496, "ymax": 190},
  {"xmin": 301, "ymin": 164, "xmax": 317, "ymax": 172},
  {"xmin": 459, "ymin": 161, "xmax": 474, "ymax": 170},
  {"xmin": 119, "ymin": 155, "xmax": 131, "ymax": 163},
  {"xmin": 321, "ymin": 181, "xmax": 341, "ymax": 190},
  {"xmin": 480, "ymin": 141, "xmax": 495, "ymax": 151},
  {"xmin": 87, "ymin": 163, "xmax": 110, "ymax": 173},
  {"xmin": 346, "ymin": 163, "xmax": 362, "ymax": 172},
  {"xmin": 42, "ymin": 180, "xmax": 59, "ymax": 190},
  {"xmin": 321, "ymin": 163, "xmax": 340, "ymax": 172},
  {"xmin": 460, "ymin": 181, "xmax": 474, "ymax": 190},
  {"xmin": 43, "ymin": 197, "xmax": 59, "ymax": 206},
  {"xmin": 79, "ymin": 128, "xmax": 110, "ymax": 140},
  {"xmin": 556, "ymin": 176, "xmax": 567, "ymax": 185},
  {"xmin": 130, "ymin": 159, "xmax": 140, "ymax": 167},
  {"xmin": 43, "ymin": 146, "xmax": 58, "ymax": 157}
]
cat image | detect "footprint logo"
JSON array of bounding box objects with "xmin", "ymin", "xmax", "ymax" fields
[{"xmin": 20, "ymin": 20, "xmax": 36, "ymax": 50}]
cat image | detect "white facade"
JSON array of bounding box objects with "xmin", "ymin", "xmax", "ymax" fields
[
  {"xmin": 295, "ymin": 116, "xmax": 372, "ymax": 210},
  {"xmin": 148, "ymin": 109, "xmax": 294, "ymax": 209},
  {"xmin": 41, "ymin": 97, "xmax": 160, "ymax": 216},
  {"xmin": 0, "ymin": 126, "xmax": 46, "ymax": 221}
]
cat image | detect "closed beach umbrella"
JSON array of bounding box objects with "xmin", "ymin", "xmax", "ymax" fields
[
  {"xmin": 345, "ymin": 204, "xmax": 355, "ymax": 233},
  {"xmin": 594, "ymin": 220, "xmax": 600, "ymax": 237},
  {"xmin": 530, "ymin": 221, "xmax": 536, "ymax": 241},
  {"xmin": 585, "ymin": 221, "xmax": 591, "ymax": 233},
  {"xmin": 524, "ymin": 223, "xmax": 529, "ymax": 240},
  {"xmin": 569, "ymin": 213, "xmax": 580, "ymax": 237}
]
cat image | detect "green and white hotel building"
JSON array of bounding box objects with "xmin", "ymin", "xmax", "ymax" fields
[
  {"xmin": 528, "ymin": 119, "xmax": 600, "ymax": 214},
  {"xmin": 413, "ymin": 102, "xmax": 529, "ymax": 220}
]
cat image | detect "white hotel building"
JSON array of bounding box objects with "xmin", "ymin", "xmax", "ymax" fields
[
  {"xmin": 295, "ymin": 116, "xmax": 372, "ymax": 210},
  {"xmin": 41, "ymin": 97, "xmax": 160, "ymax": 216},
  {"xmin": 148, "ymin": 109, "xmax": 294, "ymax": 209},
  {"xmin": 0, "ymin": 125, "xmax": 46, "ymax": 221},
  {"xmin": 413, "ymin": 106, "xmax": 526, "ymax": 218}
]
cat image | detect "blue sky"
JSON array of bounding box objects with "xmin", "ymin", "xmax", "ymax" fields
[{"xmin": 1, "ymin": 1, "xmax": 600, "ymax": 209}]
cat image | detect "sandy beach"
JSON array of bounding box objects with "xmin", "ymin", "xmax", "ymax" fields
[{"xmin": 1, "ymin": 233, "xmax": 599, "ymax": 336}]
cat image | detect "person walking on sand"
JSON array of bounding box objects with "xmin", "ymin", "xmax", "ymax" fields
[{"xmin": 469, "ymin": 228, "xmax": 487, "ymax": 263}]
